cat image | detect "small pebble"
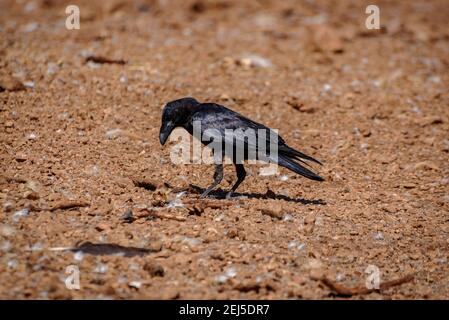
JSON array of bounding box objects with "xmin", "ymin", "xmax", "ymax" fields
[
  {"xmin": 73, "ymin": 251, "xmax": 84, "ymax": 262},
  {"xmin": 373, "ymin": 231, "xmax": 384, "ymax": 240},
  {"xmin": 13, "ymin": 208, "xmax": 29, "ymax": 221},
  {"xmin": 94, "ymin": 263, "xmax": 108, "ymax": 274},
  {"xmin": 128, "ymin": 281, "xmax": 142, "ymax": 289},
  {"xmin": 105, "ymin": 128, "xmax": 122, "ymax": 139},
  {"xmin": 121, "ymin": 209, "xmax": 135, "ymax": 223}
]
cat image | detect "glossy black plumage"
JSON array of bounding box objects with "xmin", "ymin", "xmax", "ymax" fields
[{"xmin": 159, "ymin": 97, "xmax": 323, "ymax": 198}]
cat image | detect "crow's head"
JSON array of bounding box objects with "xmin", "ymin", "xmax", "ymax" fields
[{"xmin": 159, "ymin": 97, "xmax": 200, "ymax": 145}]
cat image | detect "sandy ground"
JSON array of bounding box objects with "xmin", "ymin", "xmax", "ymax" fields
[{"xmin": 0, "ymin": 0, "xmax": 448, "ymax": 299}]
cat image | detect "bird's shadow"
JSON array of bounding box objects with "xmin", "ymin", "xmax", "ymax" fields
[{"xmin": 183, "ymin": 184, "xmax": 326, "ymax": 205}]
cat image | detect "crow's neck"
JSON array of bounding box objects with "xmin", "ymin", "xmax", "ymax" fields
[{"xmin": 181, "ymin": 105, "xmax": 199, "ymax": 134}]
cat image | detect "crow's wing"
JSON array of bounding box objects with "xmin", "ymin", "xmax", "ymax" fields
[
  {"xmin": 190, "ymin": 103, "xmax": 323, "ymax": 180},
  {"xmin": 191, "ymin": 103, "xmax": 281, "ymax": 162}
]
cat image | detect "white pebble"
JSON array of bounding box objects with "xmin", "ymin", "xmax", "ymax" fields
[
  {"xmin": 7, "ymin": 259, "xmax": 18, "ymax": 269},
  {"xmin": 73, "ymin": 251, "xmax": 84, "ymax": 262},
  {"xmin": 336, "ymin": 273, "xmax": 346, "ymax": 282},
  {"xmin": 241, "ymin": 54, "xmax": 273, "ymax": 68},
  {"xmin": 128, "ymin": 281, "xmax": 142, "ymax": 289},
  {"xmin": 105, "ymin": 128, "xmax": 122, "ymax": 139},
  {"xmin": 181, "ymin": 236, "xmax": 202, "ymax": 246},
  {"xmin": 167, "ymin": 192, "xmax": 186, "ymax": 208},
  {"xmin": 119, "ymin": 75, "xmax": 128, "ymax": 83},
  {"xmin": 373, "ymin": 231, "xmax": 384, "ymax": 240},
  {"xmin": 13, "ymin": 208, "xmax": 29, "ymax": 221},
  {"xmin": 30, "ymin": 242, "xmax": 44, "ymax": 251},
  {"xmin": 225, "ymin": 266, "xmax": 237, "ymax": 278},
  {"xmin": 23, "ymin": 81, "xmax": 35, "ymax": 88},
  {"xmin": 288, "ymin": 240, "xmax": 306, "ymax": 251},
  {"xmin": 322, "ymin": 84, "xmax": 332, "ymax": 92},
  {"xmin": 27, "ymin": 133, "xmax": 37, "ymax": 140},
  {"xmin": 215, "ymin": 274, "xmax": 228, "ymax": 283},
  {"xmin": 94, "ymin": 263, "xmax": 108, "ymax": 274}
]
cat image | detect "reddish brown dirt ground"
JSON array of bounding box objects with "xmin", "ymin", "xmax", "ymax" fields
[{"xmin": 1, "ymin": 0, "xmax": 448, "ymax": 299}]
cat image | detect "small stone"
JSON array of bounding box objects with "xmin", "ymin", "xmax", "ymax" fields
[
  {"xmin": 377, "ymin": 155, "xmax": 396, "ymax": 164},
  {"xmin": 226, "ymin": 227, "xmax": 239, "ymax": 238},
  {"xmin": 23, "ymin": 81, "xmax": 35, "ymax": 88},
  {"xmin": 0, "ymin": 75, "xmax": 26, "ymax": 92},
  {"xmin": 0, "ymin": 224, "xmax": 15, "ymax": 237},
  {"xmin": 1, "ymin": 240, "xmax": 12, "ymax": 252},
  {"xmin": 95, "ymin": 223, "xmax": 110, "ymax": 232},
  {"xmin": 225, "ymin": 266, "xmax": 237, "ymax": 278},
  {"xmin": 373, "ymin": 231, "xmax": 384, "ymax": 240},
  {"xmin": 417, "ymin": 116, "xmax": 443, "ymax": 127},
  {"xmin": 288, "ymin": 240, "xmax": 306, "ymax": 251},
  {"xmin": 128, "ymin": 281, "xmax": 142, "ymax": 289},
  {"xmin": 7, "ymin": 259, "xmax": 18, "ymax": 269},
  {"xmin": 3, "ymin": 201, "xmax": 14, "ymax": 212},
  {"xmin": 23, "ymin": 22, "xmax": 38, "ymax": 32},
  {"xmin": 312, "ymin": 24, "xmax": 344, "ymax": 53},
  {"xmin": 15, "ymin": 153, "xmax": 27, "ymax": 162},
  {"xmin": 306, "ymin": 258, "xmax": 324, "ymax": 279},
  {"xmin": 119, "ymin": 75, "xmax": 128, "ymax": 83},
  {"xmin": 47, "ymin": 63, "xmax": 59, "ymax": 75},
  {"xmin": 304, "ymin": 213, "xmax": 316, "ymax": 235},
  {"xmin": 29, "ymin": 242, "xmax": 44, "ymax": 251},
  {"xmin": 260, "ymin": 208, "xmax": 283, "ymax": 219},
  {"xmin": 413, "ymin": 161, "xmax": 440, "ymax": 171},
  {"xmin": 238, "ymin": 54, "xmax": 273, "ymax": 68},
  {"xmin": 381, "ymin": 204, "xmax": 397, "ymax": 214},
  {"xmin": 181, "ymin": 237, "xmax": 202, "ymax": 247},
  {"xmin": 143, "ymin": 261, "xmax": 165, "ymax": 277},
  {"xmin": 121, "ymin": 209, "xmax": 135, "ymax": 223},
  {"xmin": 73, "ymin": 251, "xmax": 84, "ymax": 262},
  {"xmin": 94, "ymin": 263, "xmax": 108, "ymax": 274},
  {"xmin": 26, "ymin": 133, "xmax": 38, "ymax": 140},
  {"xmin": 13, "ymin": 208, "xmax": 29, "ymax": 221},
  {"xmin": 161, "ymin": 287, "xmax": 179, "ymax": 299},
  {"xmin": 402, "ymin": 183, "xmax": 416, "ymax": 189},
  {"xmin": 24, "ymin": 190, "xmax": 39, "ymax": 200},
  {"xmin": 85, "ymin": 165, "xmax": 100, "ymax": 176},
  {"xmin": 27, "ymin": 180, "xmax": 42, "ymax": 192},
  {"xmin": 149, "ymin": 241, "xmax": 163, "ymax": 252},
  {"xmin": 219, "ymin": 93, "xmax": 232, "ymax": 101},
  {"xmin": 105, "ymin": 128, "xmax": 122, "ymax": 139},
  {"xmin": 215, "ymin": 274, "xmax": 229, "ymax": 283},
  {"xmin": 336, "ymin": 273, "xmax": 346, "ymax": 282}
]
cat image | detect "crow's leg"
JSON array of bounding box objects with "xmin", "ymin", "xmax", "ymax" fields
[
  {"xmin": 200, "ymin": 164, "xmax": 224, "ymax": 198},
  {"xmin": 226, "ymin": 164, "xmax": 246, "ymax": 199}
]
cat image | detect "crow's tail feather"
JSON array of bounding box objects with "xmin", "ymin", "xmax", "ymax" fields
[
  {"xmin": 278, "ymin": 155, "xmax": 324, "ymax": 181},
  {"xmin": 279, "ymin": 145, "xmax": 323, "ymax": 166}
]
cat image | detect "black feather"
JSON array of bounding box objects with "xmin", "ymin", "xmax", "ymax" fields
[
  {"xmin": 160, "ymin": 97, "xmax": 324, "ymax": 197},
  {"xmin": 279, "ymin": 145, "xmax": 323, "ymax": 165},
  {"xmin": 277, "ymin": 155, "xmax": 324, "ymax": 181}
]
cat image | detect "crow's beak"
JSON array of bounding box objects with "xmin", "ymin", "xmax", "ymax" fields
[{"xmin": 159, "ymin": 121, "xmax": 175, "ymax": 145}]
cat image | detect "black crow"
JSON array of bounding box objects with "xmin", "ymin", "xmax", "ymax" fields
[{"xmin": 159, "ymin": 97, "xmax": 323, "ymax": 198}]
